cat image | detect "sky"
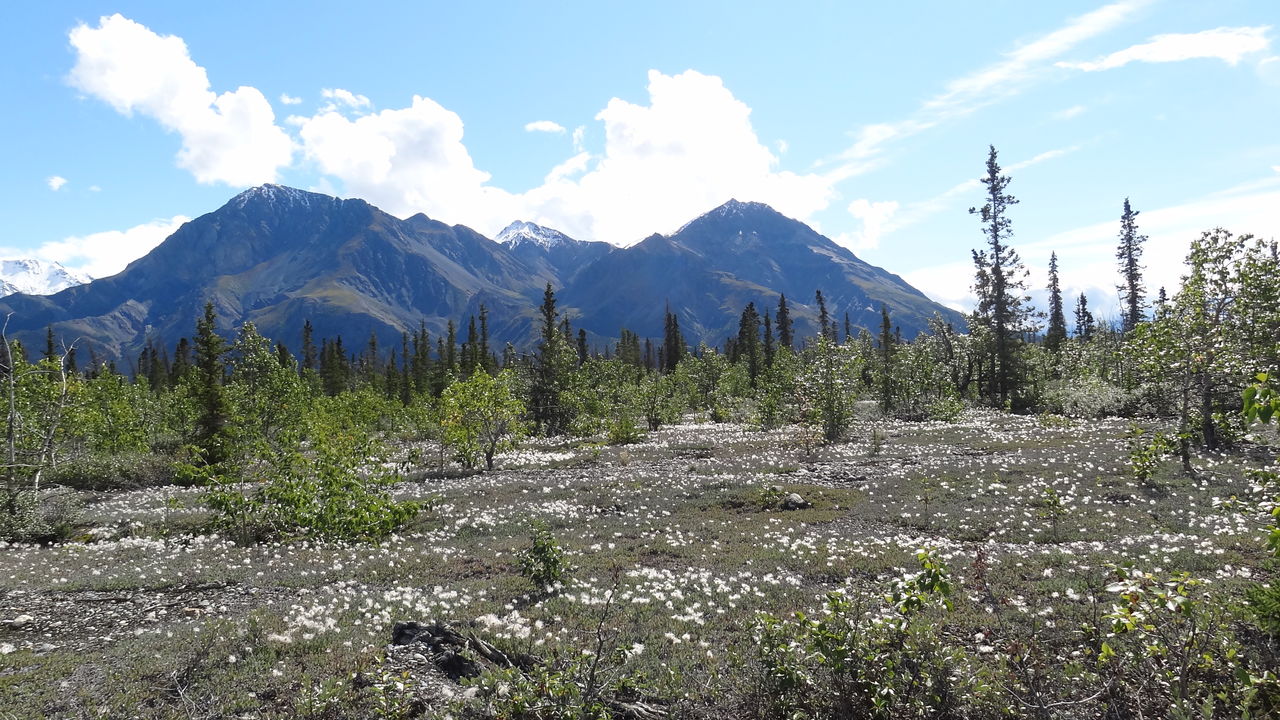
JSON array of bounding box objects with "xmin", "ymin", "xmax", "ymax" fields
[{"xmin": 2, "ymin": 1, "xmax": 1278, "ymax": 317}]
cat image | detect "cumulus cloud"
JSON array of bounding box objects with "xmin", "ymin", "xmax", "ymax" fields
[
  {"xmin": 525, "ymin": 120, "xmax": 566, "ymax": 134},
  {"xmin": 1057, "ymin": 26, "xmax": 1272, "ymax": 71},
  {"xmin": 296, "ymin": 95, "xmax": 518, "ymax": 228},
  {"xmin": 519, "ymin": 69, "xmax": 836, "ymax": 243},
  {"xmin": 67, "ymin": 14, "xmax": 293, "ymax": 186},
  {"xmin": 835, "ymin": 199, "xmax": 899, "ymax": 252},
  {"xmin": 47, "ymin": 176, "xmax": 68, "ymax": 191},
  {"xmin": 35, "ymin": 215, "xmax": 189, "ymax": 279},
  {"xmin": 298, "ymin": 69, "xmax": 836, "ymax": 244},
  {"xmin": 279, "ymin": 93, "xmax": 302, "ymax": 105}
]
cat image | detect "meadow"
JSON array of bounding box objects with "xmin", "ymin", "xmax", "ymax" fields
[{"xmin": 2, "ymin": 407, "xmax": 1276, "ymax": 719}]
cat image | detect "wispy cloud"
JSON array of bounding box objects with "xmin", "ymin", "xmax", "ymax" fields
[
  {"xmin": 825, "ymin": 0, "xmax": 1147, "ymax": 180},
  {"xmin": 1058, "ymin": 26, "xmax": 1272, "ymax": 71},
  {"xmin": 524, "ymin": 120, "xmax": 566, "ymax": 134},
  {"xmin": 279, "ymin": 93, "xmax": 302, "ymax": 105},
  {"xmin": 47, "ymin": 176, "xmax": 68, "ymax": 191}
]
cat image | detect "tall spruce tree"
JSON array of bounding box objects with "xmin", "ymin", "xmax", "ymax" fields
[
  {"xmin": 762, "ymin": 311, "xmax": 775, "ymax": 368},
  {"xmin": 1044, "ymin": 251, "xmax": 1068, "ymax": 352},
  {"xmin": 1116, "ymin": 197, "xmax": 1148, "ymax": 333},
  {"xmin": 193, "ymin": 302, "xmax": 232, "ymax": 464},
  {"xmin": 1074, "ymin": 293, "xmax": 1095, "ymax": 341},
  {"xmin": 969, "ymin": 145, "xmax": 1035, "ymax": 406},
  {"xmin": 301, "ymin": 319, "xmax": 317, "ymax": 371},
  {"xmin": 776, "ymin": 294, "xmax": 794, "ymax": 350},
  {"xmin": 816, "ymin": 290, "xmax": 833, "ymax": 343},
  {"xmin": 878, "ymin": 305, "xmax": 895, "ymax": 413},
  {"xmin": 736, "ymin": 301, "xmax": 762, "ymax": 386},
  {"xmin": 662, "ymin": 306, "xmax": 686, "ymax": 372}
]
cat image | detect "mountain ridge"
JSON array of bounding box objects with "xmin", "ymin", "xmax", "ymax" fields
[{"xmin": 0, "ymin": 186, "xmax": 963, "ymax": 363}]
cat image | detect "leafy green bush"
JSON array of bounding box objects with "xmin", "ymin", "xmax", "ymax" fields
[
  {"xmin": 750, "ymin": 549, "xmax": 966, "ymax": 719},
  {"xmin": 517, "ymin": 522, "xmax": 566, "ymax": 589},
  {"xmin": 199, "ymin": 394, "xmax": 420, "ymax": 543}
]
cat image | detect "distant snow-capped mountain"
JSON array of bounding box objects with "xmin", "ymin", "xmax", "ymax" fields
[
  {"xmin": 495, "ymin": 220, "xmax": 578, "ymax": 249},
  {"xmin": 0, "ymin": 259, "xmax": 91, "ymax": 297}
]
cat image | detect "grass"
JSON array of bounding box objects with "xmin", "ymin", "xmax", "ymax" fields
[{"xmin": 0, "ymin": 408, "xmax": 1275, "ymax": 718}]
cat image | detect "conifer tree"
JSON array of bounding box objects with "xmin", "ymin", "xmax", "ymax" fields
[
  {"xmin": 1116, "ymin": 197, "xmax": 1148, "ymax": 333},
  {"xmin": 1074, "ymin": 293, "xmax": 1095, "ymax": 341},
  {"xmin": 762, "ymin": 311, "xmax": 775, "ymax": 368},
  {"xmin": 816, "ymin": 290, "xmax": 832, "ymax": 343},
  {"xmin": 172, "ymin": 338, "xmax": 192, "ymax": 382},
  {"xmin": 878, "ymin": 305, "xmax": 895, "ymax": 413},
  {"xmin": 969, "ymin": 145, "xmax": 1035, "ymax": 406},
  {"xmin": 1044, "ymin": 251, "xmax": 1068, "ymax": 351},
  {"xmin": 478, "ymin": 304, "xmax": 493, "ymax": 371},
  {"xmin": 776, "ymin": 294, "xmax": 794, "ymax": 350},
  {"xmin": 662, "ymin": 307, "xmax": 686, "ymax": 372},
  {"xmin": 736, "ymin": 301, "xmax": 762, "ymax": 386},
  {"xmin": 577, "ymin": 329, "xmax": 588, "ymax": 366},
  {"xmin": 301, "ymin": 319, "xmax": 317, "ymax": 371},
  {"xmin": 445, "ymin": 320, "xmax": 458, "ymax": 375},
  {"xmin": 193, "ymin": 302, "xmax": 232, "ymax": 464},
  {"xmin": 43, "ymin": 326, "xmax": 56, "ymax": 364}
]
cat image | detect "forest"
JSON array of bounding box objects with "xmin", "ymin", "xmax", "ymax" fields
[{"xmin": 2, "ymin": 147, "xmax": 1280, "ymax": 718}]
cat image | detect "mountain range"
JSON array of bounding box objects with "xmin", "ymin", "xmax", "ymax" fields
[
  {"xmin": 0, "ymin": 185, "xmax": 963, "ymax": 364},
  {"xmin": 0, "ymin": 259, "xmax": 91, "ymax": 298}
]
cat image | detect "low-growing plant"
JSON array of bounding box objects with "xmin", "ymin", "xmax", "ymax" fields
[
  {"xmin": 518, "ymin": 522, "xmax": 567, "ymax": 589},
  {"xmin": 1127, "ymin": 423, "xmax": 1177, "ymax": 483},
  {"xmin": 750, "ymin": 549, "xmax": 963, "ymax": 719}
]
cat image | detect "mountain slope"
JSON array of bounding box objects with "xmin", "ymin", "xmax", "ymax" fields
[
  {"xmin": 561, "ymin": 199, "xmax": 964, "ymax": 345},
  {"xmin": 0, "ymin": 185, "xmax": 547, "ymax": 361},
  {"xmin": 0, "ymin": 188, "xmax": 963, "ymax": 362}
]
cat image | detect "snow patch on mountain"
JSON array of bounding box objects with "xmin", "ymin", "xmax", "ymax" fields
[
  {"xmin": 0, "ymin": 258, "xmax": 92, "ymax": 297},
  {"xmin": 496, "ymin": 221, "xmax": 578, "ymax": 250},
  {"xmin": 232, "ymin": 183, "xmax": 321, "ymax": 210}
]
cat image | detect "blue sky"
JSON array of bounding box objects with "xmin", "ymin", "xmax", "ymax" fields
[{"xmin": 3, "ymin": 1, "xmax": 1278, "ymax": 315}]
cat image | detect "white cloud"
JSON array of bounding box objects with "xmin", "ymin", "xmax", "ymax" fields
[
  {"xmin": 35, "ymin": 215, "xmax": 189, "ymax": 279},
  {"xmin": 319, "ymin": 88, "xmax": 371, "ymax": 113},
  {"xmin": 47, "ymin": 176, "xmax": 68, "ymax": 191},
  {"xmin": 520, "ymin": 69, "xmax": 836, "ymax": 243},
  {"xmin": 1058, "ymin": 26, "xmax": 1272, "ymax": 71},
  {"xmin": 835, "ymin": 199, "xmax": 899, "ymax": 252},
  {"xmin": 298, "ymin": 69, "xmax": 836, "ymax": 244},
  {"xmin": 525, "ymin": 120, "xmax": 566, "ymax": 134},
  {"xmin": 67, "ymin": 14, "xmax": 293, "ymax": 186},
  {"xmin": 829, "ymin": 0, "xmax": 1146, "ymax": 174},
  {"xmin": 279, "ymin": 93, "xmax": 302, "ymax": 105},
  {"xmin": 89, "ymin": 185, "xmax": 102, "ymax": 192},
  {"xmin": 297, "ymin": 95, "xmax": 518, "ymax": 229}
]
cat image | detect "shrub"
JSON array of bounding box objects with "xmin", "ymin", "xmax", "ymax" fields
[
  {"xmin": 749, "ymin": 549, "xmax": 965, "ymax": 719},
  {"xmin": 517, "ymin": 522, "xmax": 566, "ymax": 589},
  {"xmin": 0, "ymin": 487, "xmax": 81, "ymax": 542}
]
